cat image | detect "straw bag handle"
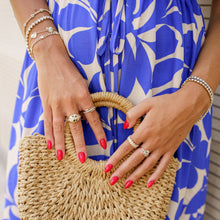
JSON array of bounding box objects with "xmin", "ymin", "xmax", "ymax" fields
[{"xmin": 65, "ymin": 91, "xmax": 141, "ymax": 133}]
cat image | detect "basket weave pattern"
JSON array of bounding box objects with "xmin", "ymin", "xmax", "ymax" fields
[{"xmin": 17, "ymin": 92, "xmax": 179, "ymax": 220}]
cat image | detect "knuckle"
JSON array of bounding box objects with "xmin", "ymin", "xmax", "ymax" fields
[
  {"xmin": 126, "ymin": 111, "xmax": 133, "ymax": 122},
  {"xmin": 75, "ymin": 143, "xmax": 86, "ymax": 152},
  {"xmin": 132, "ymin": 172, "xmax": 140, "ymax": 181},
  {"xmin": 51, "ymin": 97, "xmax": 61, "ymax": 109},
  {"xmin": 70, "ymin": 123, "xmax": 81, "ymax": 134},
  {"xmin": 90, "ymin": 115, "xmax": 100, "ymax": 127},
  {"xmin": 78, "ymin": 89, "xmax": 89, "ymax": 100},
  {"xmin": 53, "ymin": 119, "xmax": 64, "ymax": 132},
  {"xmin": 44, "ymin": 119, "xmax": 52, "ymax": 128}
]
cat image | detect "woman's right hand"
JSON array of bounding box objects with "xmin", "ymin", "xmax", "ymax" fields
[{"xmin": 33, "ymin": 34, "xmax": 107, "ymax": 162}]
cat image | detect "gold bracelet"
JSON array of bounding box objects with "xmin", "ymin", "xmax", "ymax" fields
[{"xmin": 25, "ymin": 16, "xmax": 54, "ymax": 60}]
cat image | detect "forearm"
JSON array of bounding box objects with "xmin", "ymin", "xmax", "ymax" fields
[
  {"xmin": 191, "ymin": 0, "xmax": 220, "ymax": 93},
  {"xmin": 10, "ymin": 0, "xmax": 50, "ymax": 36},
  {"xmin": 179, "ymin": 1, "xmax": 220, "ymax": 120}
]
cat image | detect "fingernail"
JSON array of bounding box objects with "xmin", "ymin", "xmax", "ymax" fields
[
  {"xmin": 100, "ymin": 139, "xmax": 107, "ymax": 149},
  {"xmin": 148, "ymin": 180, "xmax": 155, "ymax": 188},
  {"xmin": 57, "ymin": 150, "xmax": 63, "ymax": 161},
  {"xmin": 125, "ymin": 180, "xmax": 133, "ymax": 189},
  {"xmin": 78, "ymin": 152, "xmax": 85, "ymax": 163},
  {"xmin": 47, "ymin": 140, "xmax": 52, "ymax": 150},
  {"xmin": 123, "ymin": 120, "xmax": 129, "ymax": 129},
  {"xmin": 105, "ymin": 164, "xmax": 113, "ymax": 173},
  {"xmin": 110, "ymin": 176, "xmax": 119, "ymax": 185}
]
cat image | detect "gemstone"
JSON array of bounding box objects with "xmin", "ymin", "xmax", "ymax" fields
[{"xmin": 31, "ymin": 32, "xmax": 37, "ymax": 38}]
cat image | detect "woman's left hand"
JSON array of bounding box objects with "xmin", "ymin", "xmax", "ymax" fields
[{"xmin": 105, "ymin": 83, "xmax": 210, "ymax": 188}]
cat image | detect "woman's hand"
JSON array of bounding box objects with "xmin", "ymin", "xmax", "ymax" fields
[
  {"xmin": 105, "ymin": 83, "xmax": 210, "ymax": 188},
  {"xmin": 34, "ymin": 35, "xmax": 106, "ymax": 162}
]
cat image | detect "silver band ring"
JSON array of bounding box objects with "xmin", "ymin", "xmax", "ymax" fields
[
  {"xmin": 83, "ymin": 106, "xmax": 96, "ymax": 114},
  {"xmin": 140, "ymin": 147, "xmax": 150, "ymax": 158},
  {"xmin": 127, "ymin": 136, "xmax": 139, "ymax": 149},
  {"xmin": 67, "ymin": 114, "xmax": 81, "ymax": 123}
]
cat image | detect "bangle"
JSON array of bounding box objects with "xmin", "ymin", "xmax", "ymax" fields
[
  {"xmin": 182, "ymin": 76, "xmax": 213, "ymax": 121},
  {"xmin": 25, "ymin": 16, "xmax": 54, "ymax": 59},
  {"xmin": 30, "ymin": 31, "xmax": 59, "ymax": 59},
  {"xmin": 23, "ymin": 9, "xmax": 51, "ymax": 34}
]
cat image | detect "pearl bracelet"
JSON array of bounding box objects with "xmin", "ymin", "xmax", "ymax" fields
[
  {"xmin": 29, "ymin": 31, "xmax": 59, "ymax": 59},
  {"xmin": 23, "ymin": 9, "xmax": 51, "ymax": 34},
  {"xmin": 182, "ymin": 76, "xmax": 213, "ymax": 121},
  {"xmin": 25, "ymin": 16, "xmax": 54, "ymax": 59}
]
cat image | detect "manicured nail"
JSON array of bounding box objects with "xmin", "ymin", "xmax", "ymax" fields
[
  {"xmin": 123, "ymin": 120, "xmax": 129, "ymax": 129},
  {"xmin": 110, "ymin": 176, "xmax": 119, "ymax": 185},
  {"xmin": 125, "ymin": 180, "xmax": 133, "ymax": 189},
  {"xmin": 56, "ymin": 150, "xmax": 63, "ymax": 161},
  {"xmin": 105, "ymin": 164, "xmax": 113, "ymax": 173},
  {"xmin": 78, "ymin": 152, "xmax": 85, "ymax": 163},
  {"xmin": 100, "ymin": 139, "xmax": 107, "ymax": 149},
  {"xmin": 47, "ymin": 140, "xmax": 52, "ymax": 150},
  {"xmin": 148, "ymin": 180, "xmax": 155, "ymax": 188}
]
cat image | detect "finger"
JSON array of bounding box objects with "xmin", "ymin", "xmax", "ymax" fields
[
  {"xmin": 123, "ymin": 150, "xmax": 160, "ymax": 188},
  {"xmin": 67, "ymin": 112, "xmax": 87, "ymax": 164},
  {"xmin": 105, "ymin": 135, "xmax": 141, "ymax": 173},
  {"xmin": 124, "ymin": 98, "xmax": 152, "ymax": 129},
  {"xmin": 52, "ymin": 109, "xmax": 65, "ymax": 161},
  {"xmin": 84, "ymin": 109, "xmax": 107, "ymax": 149},
  {"xmin": 80, "ymin": 95, "xmax": 107, "ymax": 149},
  {"xmin": 43, "ymin": 106, "xmax": 54, "ymax": 150},
  {"xmin": 147, "ymin": 152, "xmax": 173, "ymax": 188},
  {"xmin": 109, "ymin": 147, "xmax": 148, "ymax": 185}
]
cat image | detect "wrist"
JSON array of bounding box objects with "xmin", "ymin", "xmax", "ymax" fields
[
  {"xmin": 33, "ymin": 34, "xmax": 67, "ymax": 61},
  {"xmin": 178, "ymin": 81, "xmax": 211, "ymax": 121}
]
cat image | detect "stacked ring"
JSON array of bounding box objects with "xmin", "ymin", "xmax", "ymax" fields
[
  {"xmin": 83, "ymin": 106, "xmax": 96, "ymax": 114},
  {"xmin": 127, "ymin": 136, "xmax": 139, "ymax": 149}
]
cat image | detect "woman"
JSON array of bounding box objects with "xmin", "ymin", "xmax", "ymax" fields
[{"xmin": 4, "ymin": 0, "xmax": 220, "ymax": 219}]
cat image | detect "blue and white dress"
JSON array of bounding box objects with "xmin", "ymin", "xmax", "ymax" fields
[{"xmin": 4, "ymin": 1, "xmax": 212, "ymax": 219}]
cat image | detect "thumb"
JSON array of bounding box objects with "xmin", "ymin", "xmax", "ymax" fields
[{"xmin": 124, "ymin": 98, "xmax": 152, "ymax": 129}]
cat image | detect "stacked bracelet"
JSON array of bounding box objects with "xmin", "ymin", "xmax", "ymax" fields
[
  {"xmin": 25, "ymin": 16, "xmax": 54, "ymax": 59},
  {"xmin": 23, "ymin": 9, "xmax": 51, "ymax": 34},
  {"xmin": 182, "ymin": 76, "xmax": 213, "ymax": 121}
]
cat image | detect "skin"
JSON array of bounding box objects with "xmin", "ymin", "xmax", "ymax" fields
[{"xmin": 10, "ymin": 0, "xmax": 220, "ymax": 187}]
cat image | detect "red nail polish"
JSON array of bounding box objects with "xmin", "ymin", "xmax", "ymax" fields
[
  {"xmin": 105, "ymin": 164, "xmax": 113, "ymax": 173},
  {"xmin": 125, "ymin": 180, "xmax": 133, "ymax": 189},
  {"xmin": 78, "ymin": 152, "xmax": 85, "ymax": 163},
  {"xmin": 100, "ymin": 139, "xmax": 107, "ymax": 149},
  {"xmin": 47, "ymin": 140, "xmax": 52, "ymax": 150},
  {"xmin": 148, "ymin": 180, "xmax": 155, "ymax": 188},
  {"xmin": 57, "ymin": 150, "xmax": 63, "ymax": 161},
  {"xmin": 110, "ymin": 176, "xmax": 119, "ymax": 185},
  {"xmin": 123, "ymin": 120, "xmax": 129, "ymax": 129}
]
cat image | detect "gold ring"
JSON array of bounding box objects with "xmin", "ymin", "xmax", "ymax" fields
[{"xmin": 67, "ymin": 114, "xmax": 81, "ymax": 123}]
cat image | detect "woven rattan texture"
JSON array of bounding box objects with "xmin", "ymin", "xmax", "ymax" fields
[{"xmin": 17, "ymin": 92, "xmax": 179, "ymax": 220}]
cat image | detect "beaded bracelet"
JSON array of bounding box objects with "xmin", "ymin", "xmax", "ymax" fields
[
  {"xmin": 25, "ymin": 16, "xmax": 54, "ymax": 59},
  {"xmin": 23, "ymin": 9, "xmax": 51, "ymax": 34},
  {"xmin": 182, "ymin": 76, "xmax": 213, "ymax": 121},
  {"xmin": 29, "ymin": 31, "xmax": 59, "ymax": 59},
  {"xmin": 30, "ymin": 27, "xmax": 55, "ymax": 39}
]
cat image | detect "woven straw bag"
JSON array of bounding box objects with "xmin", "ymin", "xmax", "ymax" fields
[{"xmin": 18, "ymin": 92, "xmax": 179, "ymax": 220}]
